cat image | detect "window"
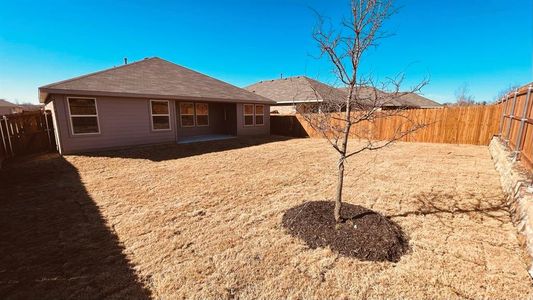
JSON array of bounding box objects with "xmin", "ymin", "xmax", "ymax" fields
[
  {"xmin": 255, "ymin": 105, "xmax": 264, "ymax": 125},
  {"xmin": 195, "ymin": 103, "xmax": 209, "ymax": 126},
  {"xmin": 150, "ymin": 100, "xmax": 170, "ymax": 130},
  {"xmin": 243, "ymin": 104, "xmax": 264, "ymax": 126},
  {"xmin": 180, "ymin": 102, "xmax": 195, "ymax": 127},
  {"xmin": 244, "ymin": 104, "xmax": 254, "ymax": 126},
  {"xmin": 180, "ymin": 102, "xmax": 209, "ymax": 127},
  {"xmin": 68, "ymin": 97, "xmax": 99, "ymax": 135}
]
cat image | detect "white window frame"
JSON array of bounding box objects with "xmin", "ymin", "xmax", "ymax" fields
[
  {"xmin": 150, "ymin": 100, "xmax": 171, "ymax": 131},
  {"xmin": 255, "ymin": 104, "xmax": 264, "ymax": 126},
  {"xmin": 180, "ymin": 102, "xmax": 195, "ymax": 127},
  {"xmin": 67, "ymin": 96, "xmax": 100, "ymax": 136},
  {"xmin": 195, "ymin": 103, "xmax": 209, "ymax": 127},
  {"xmin": 243, "ymin": 104, "xmax": 255, "ymax": 127}
]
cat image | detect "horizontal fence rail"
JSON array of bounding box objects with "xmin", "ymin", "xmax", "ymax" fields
[
  {"xmin": 271, "ymin": 104, "xmax": 504, "ymax": 146},
  {"xmin": 0, "ymin": 110, "xmax": 56, "ymax": 164},
  {"xmin": 498, "ymin": 84, "xmax": 533, "ymax": 171}
]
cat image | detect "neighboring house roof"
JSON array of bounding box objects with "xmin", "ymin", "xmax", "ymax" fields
[
  {"xmin": 350, "ymin": 86, "xmax": 394, "ymax": 106},
  {"xmin": 39, "ymin": 57, "xmax": 274, "ymax": 104},
  {"xmin": 0, "ymin": 99, "xmax": 19, "ymax": 107},
  {"xmin": 245, "ymin": 76, "xmax": 347, "ymax": 104},
  {"xmin": 338, "ymin": 87, "xmax": 441, "ymax": 108},
  {"xmin": 19, "ymin": 103, "xmax": 44, "ymax": 111},
  {"xmin": 245, "ymin": 77, "xmax": 440, "ymax": 109},
  {"xmin": 395, "ymin": 93, "xmax": 441, "ymax": 108}
]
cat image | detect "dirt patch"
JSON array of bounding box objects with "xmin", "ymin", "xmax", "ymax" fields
[{"xmin": 282, "ymin": 201, "xmax": 409, "ymax": 262}]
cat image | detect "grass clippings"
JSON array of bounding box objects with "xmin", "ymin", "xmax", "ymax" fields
[
  {"xmin": 1, "ymin": 137, "xmax": 532, "ymax": 299},
  {"xmin": 282, "ymin": 201, "xmax": 409, "ymax": 262}
]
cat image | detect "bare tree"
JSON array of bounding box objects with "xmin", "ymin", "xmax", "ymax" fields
[
  {"xmin": 300, "ymin": 0, "xmax": 428, "ymax": 223},
  {"xmin": 454, "ymin": 83, "xmax": 476, "ymax": 106},
  {"xmin": 495, "ymin": 84, "xmax": 520, "ymax": 102}
]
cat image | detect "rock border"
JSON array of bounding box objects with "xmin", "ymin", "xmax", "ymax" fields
[{"xmin": 489, "ymin": 136, "xmax": 533, "ymax": 277}]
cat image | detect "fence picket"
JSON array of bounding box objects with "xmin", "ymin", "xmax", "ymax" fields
[{"xmin": 0, "ymin": 111, "xmax": 56, "ymax": 163}]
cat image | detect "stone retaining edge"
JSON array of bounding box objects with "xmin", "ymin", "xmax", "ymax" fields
[{"xmin": 489, "ymin": 136, "xmax": 533, "ymax": 277}]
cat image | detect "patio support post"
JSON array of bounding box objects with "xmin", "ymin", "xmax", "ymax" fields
[
  {"xmin": 505, "ymin": 90, "xmax": 519, "ymax": 146},
  {"xmin": 515, "ymin": 85, "xmax": 533, "ymax": 161}
]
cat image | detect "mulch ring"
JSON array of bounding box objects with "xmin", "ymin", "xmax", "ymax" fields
[{"xmin": 282, "ymin": 201, "xmax": 409, "ymax": 262}]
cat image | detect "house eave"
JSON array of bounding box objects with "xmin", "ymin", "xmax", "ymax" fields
[
  {"xmin": 274, "ymin": 99, "xmax": 324, "ymax": 104},
  {"xmin": 39, "ymin": 88, "xmax": 276, "ymax": 105}
]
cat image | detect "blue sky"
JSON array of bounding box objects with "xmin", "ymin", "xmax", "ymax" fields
[{"xmin": 0, "ymin": 0, "xmax": 531, "ymax": 104}]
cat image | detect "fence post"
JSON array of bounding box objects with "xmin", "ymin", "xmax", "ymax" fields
[
  {"xmin": 3, "ymin": 116, "xmax": 13, "ymax": 158},
  {"xmin": 498, "ymin": 96, "xmax": 507, "ymax": 136},
  {"xmin": 505, "ymin": 90, "xmax": 519, "ymax": 146},
  {"xmin": 514, "ymin": 85, "xmax": 533, "ymax": 160},
  {"xmin": 0, "ymin": 118, "xmax": 8, "ymax": 157},
  {"xmin": 501, "ymin": 94, "xmax": 511, "ymax": 139}
]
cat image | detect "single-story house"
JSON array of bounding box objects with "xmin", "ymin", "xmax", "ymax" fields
[
  {"xmin": 245, "ymin": 76, "xmax": 347, "ymax": 114},
  {"xmin": 245, "ymin": 76, "xmax": 440, "ymax": 114},
  {"xmin": 0, "ymin": 99, "xmax": 23, "ymax": 116},
  {"xmin": 39, "ymin": 57, "xmax": 274, "ymax": 154}
]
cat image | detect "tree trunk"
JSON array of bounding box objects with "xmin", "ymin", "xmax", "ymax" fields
[
  {"xmin": 334, "ymin": 157, "xmax": 345, "ymax": 223},
  {"xmin": 334, "ymin": 83, "xmax": 353, "ymax": 224}
]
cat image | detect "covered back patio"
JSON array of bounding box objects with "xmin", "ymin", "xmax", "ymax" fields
[{"xmin": 175, "ymin": 101, "xmax": 237, "ymax": 143}]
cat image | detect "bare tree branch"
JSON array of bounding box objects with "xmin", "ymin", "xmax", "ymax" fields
[{"xmin": 302, "ymin": 0, "xmax": 430, "ymax": 223}]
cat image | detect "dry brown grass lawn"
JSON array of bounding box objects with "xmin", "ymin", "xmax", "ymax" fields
[{"xmin": 1, "ymin": 137, "xmax": 532, "ymax": 299}]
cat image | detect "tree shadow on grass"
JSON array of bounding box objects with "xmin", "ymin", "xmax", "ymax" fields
[
  {"xmin": 0, "ymin": 155, "xmax": 151, "ymax": 299},
  {"xmin": 388, "ymin": 191, "xmax": 509, "ymax": 225},
  {"xmin": 76, "ymin": 136, "xmax": 295, "ymax": 162}
]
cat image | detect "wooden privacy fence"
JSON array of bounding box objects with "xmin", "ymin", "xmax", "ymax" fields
[
  {"xmin": 498, "ymin": 84, "xmax": 533, "ymax": 170},
  {"xmin": 271, "ymin": 104, "xmax": 504, "ymax": 145},
  {"xmin": 0, "ymin": 110, "xmax": 56, "ymax": 163},
  {"xmin": 271, "ymin": 113, "xmax": 311, "ymax": 137}
]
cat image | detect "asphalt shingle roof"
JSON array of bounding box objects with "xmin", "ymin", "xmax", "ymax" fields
[
  {"xmin": 395, "ymin": 93, "xmax": 441, "ymax": 108},
  {"xmin": 246, "ymin": 77, "xmax": 440, "ymax": 108},
  {"xmin": 39, "ymin": 57, "xmax": 274, "ymax": 104},
  {"xmin": 245, "ymin": 76, "xmax": 347, "ymax": 104},
  {"xmin": 0, "ymin": 99, "xmax": 19, "ymax": 107}
]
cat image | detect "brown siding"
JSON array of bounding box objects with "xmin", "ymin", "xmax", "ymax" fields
[
  {"xmin": 236, "ymin": 103, "xmax": 270, "ymax": 136},
  {"xmin": 51, "ymin": 94, "xmax": 176, "ymax": 154}
]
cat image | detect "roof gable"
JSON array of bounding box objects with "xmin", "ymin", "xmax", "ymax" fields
[{"xmin": 39, "ymin": 57, "xmax": 274, "ymax": 104}]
